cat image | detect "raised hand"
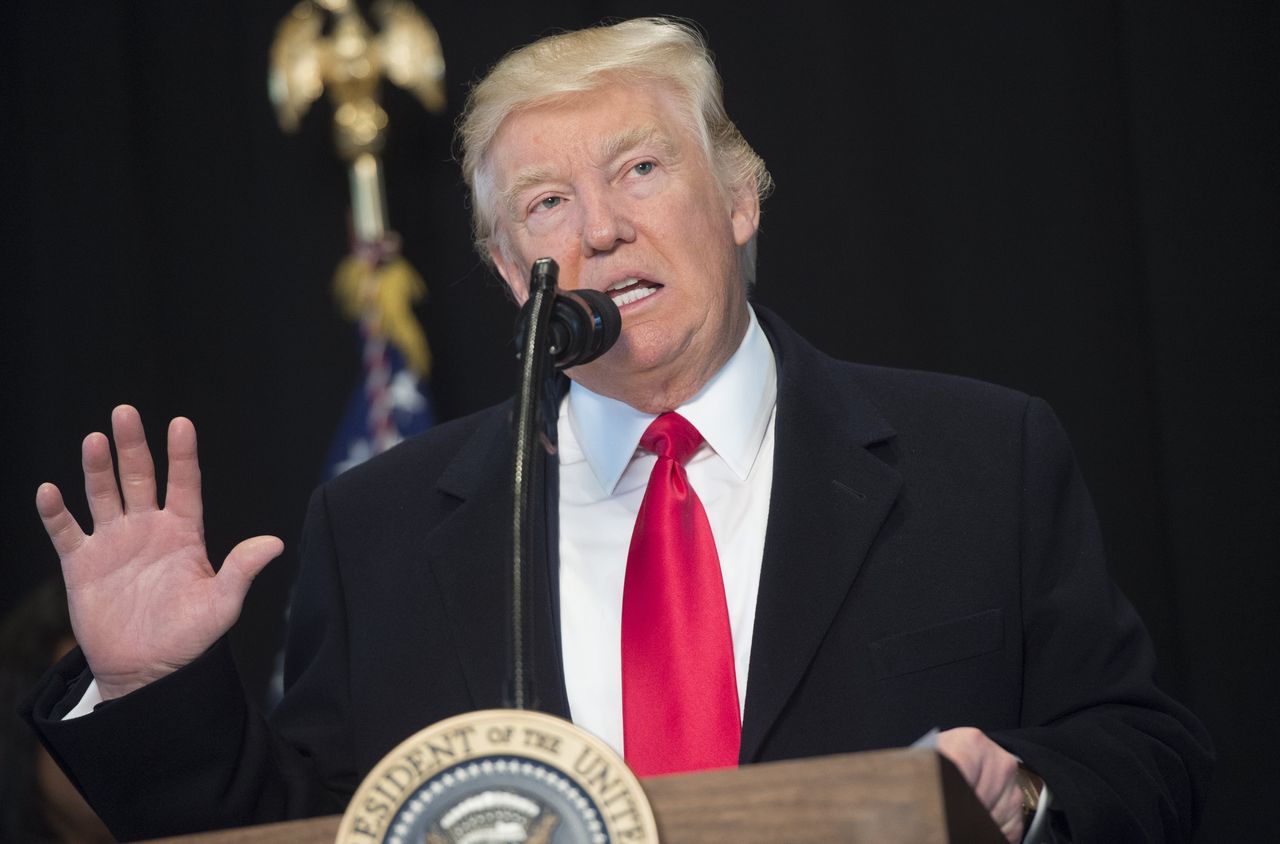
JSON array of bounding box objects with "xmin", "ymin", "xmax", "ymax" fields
[{"xmin": 35, "ymin": 405, "xmax": 282, "ymax": 701}]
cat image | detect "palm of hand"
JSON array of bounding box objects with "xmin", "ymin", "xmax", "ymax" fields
[
  {"xmin": 36, "ymin": 406, "xmax": 282, "ymax": 700},
  {"xmin": 64, "ymin": 510, "xmax": 222, "ymax": 695}
]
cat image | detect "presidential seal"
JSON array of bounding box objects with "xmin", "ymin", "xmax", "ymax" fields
[{"xmin": 336, "ymin": 710, "xmax": 658, "ymax": 844}]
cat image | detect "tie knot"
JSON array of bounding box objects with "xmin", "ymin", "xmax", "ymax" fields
[{"xmin": 640, "ymin": 412, "xmax": 704, "ymax": 465}]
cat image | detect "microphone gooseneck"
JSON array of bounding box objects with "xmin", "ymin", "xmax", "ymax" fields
[{"xmin": 507, "ymin": 259, "xmax": 621, "ymax": 711}]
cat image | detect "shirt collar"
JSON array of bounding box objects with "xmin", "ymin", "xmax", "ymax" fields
[{"xmin": 567, "ymin": 306, "xmax": 777, "ymax": 494}]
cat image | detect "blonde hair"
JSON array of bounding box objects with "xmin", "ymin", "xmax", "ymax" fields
[{"xmin": 457, "ymin": 17, "xmax": 772, "ymax": 279}]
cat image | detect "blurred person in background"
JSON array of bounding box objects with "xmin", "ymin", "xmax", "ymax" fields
[{"xmin": 1, "ymin": 579, "xmax": 113, "ymax": 844}]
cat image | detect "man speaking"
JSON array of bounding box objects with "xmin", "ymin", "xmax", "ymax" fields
[{"xmin": 26, "ymin": 17, "xmax": 1210, "ymax": 843}]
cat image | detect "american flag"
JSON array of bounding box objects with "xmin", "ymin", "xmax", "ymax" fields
[{"xmin": 324, "ymin": 316, "xmax": 435, "ymax": 479}]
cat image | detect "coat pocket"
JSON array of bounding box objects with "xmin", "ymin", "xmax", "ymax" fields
[{"xmin": 870, "ymin": 608, "xmax": 1004, "ymax": 679}]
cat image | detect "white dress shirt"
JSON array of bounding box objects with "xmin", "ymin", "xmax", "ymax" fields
[{"xmin": 557, "ymin": 307, "xmax": 778, "ymax": 757}]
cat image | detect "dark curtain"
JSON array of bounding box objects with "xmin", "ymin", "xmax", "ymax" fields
[{"xmin": 2, "ymin": 2, "xmax": 1274, "ymax": 839}]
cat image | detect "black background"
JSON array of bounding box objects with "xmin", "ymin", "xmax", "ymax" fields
[{"xmin": 2, "ymin": 2, "xmax": 1275, "ymax": 839}]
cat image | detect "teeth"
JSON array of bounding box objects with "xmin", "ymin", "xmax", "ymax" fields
[
  {"xmin": 607, "ymin": 277, "xmax": 640, "ymax": 291},
  {"xmin": 612, "ymin": 285, "xmax": 657, "ymax": 307}
]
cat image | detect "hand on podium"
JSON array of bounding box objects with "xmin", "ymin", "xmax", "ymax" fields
[
  {"xmin": 34, "ymin": 405, "xmax": 282, "ymax": 701},
  {"xmin": 938, "ymin": 727, "xmax": 1029, "ymax": 842}
]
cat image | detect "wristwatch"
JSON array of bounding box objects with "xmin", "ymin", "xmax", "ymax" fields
[{"xmin": 1016, "ymin": 764, "xmax": 1045, "ymax": 825}]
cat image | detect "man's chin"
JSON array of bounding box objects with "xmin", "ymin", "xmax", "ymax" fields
[
  {"xmin": 563, "ymin": 355, "xmax": 625, "ymax": 395},
  {"xmin": 565, "ymin": 345, "xmax": 645, "ymax": 391}
]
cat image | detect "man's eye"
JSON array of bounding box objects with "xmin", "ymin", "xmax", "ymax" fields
[
  {"xmin": 632, "ymin": 161, "xmax": 655, "ymax": 176},
  {"xmin": 535, "ymin": 196, "xmax": 562, "ymax": 212}
]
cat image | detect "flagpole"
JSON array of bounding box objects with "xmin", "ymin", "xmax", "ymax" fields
[{"xmin": 269, "ymin": 0, "xmax": 446, "ymax": 475}]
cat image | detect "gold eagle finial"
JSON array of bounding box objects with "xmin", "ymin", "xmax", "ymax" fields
[{"xmin": 269, "ymin": 0, "xmax": 445, "ymax": 155}]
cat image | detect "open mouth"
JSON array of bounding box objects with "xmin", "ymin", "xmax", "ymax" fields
[{"xmin": 606, "ymin": 277, "xmax": 662, "ymax": 307}]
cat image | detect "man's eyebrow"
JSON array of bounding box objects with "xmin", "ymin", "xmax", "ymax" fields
[
  {"xmin": 597, "ymin": 125, "xmax": 677, "ymax": 164},
  {"xmin": 502, "ymin": 164, "xmax": 559, "ymax": 216}
]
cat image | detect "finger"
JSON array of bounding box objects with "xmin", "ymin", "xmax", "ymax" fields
[
  {"xmin": 164, "ymin": 417, "xmax": 203, "ymax": 520},
  {"xmin": 974, "ymin": 746, "xmax": 1018, "ymax": 809},
  {"xmin": 213, "ymin": 536, "xmax": 284, "ymax": 619},
  {"xmin": 937, "ymin": 728, "xmax": 982, "ymax": 788},
  {"xmin": 993, "ymin": 784, "xmax": 1025, "ymax": 843},
  {"xmin": 938, "ymin": 728, "xmax": 1013, "ymax": 807},
  {"xmin": 36, "ymin": 483, "xmax": 88, "ymax": 557},
  {"xmin": 82, "ymin": 431, "xmax": 123, "ymax": 525},
  {"xmin": 967, "ymin": 749, "xmax": 1001, "ymax": 808},
  {"xmin": 112, "ymin": 404, "xmax": 158, "ymax": 514}
]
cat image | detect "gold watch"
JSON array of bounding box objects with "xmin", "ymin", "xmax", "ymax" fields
[{"xmin": 1016, "ymin": 764, "xmax": 1045, "ymax": 824}]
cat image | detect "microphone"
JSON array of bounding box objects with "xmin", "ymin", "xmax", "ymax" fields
[
  {"xmin": 516, "ymin": 273, "xmax": 622, "ymax": 369},
  {"xmin": 507, "ymin": 257, "xmax": 619, "ymax": 710},
  {"xmin": 545, "ymin": 288, "xmax": 622, "ymax": 368}
]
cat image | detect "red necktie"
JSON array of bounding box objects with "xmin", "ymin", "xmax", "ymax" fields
[{"xmin": 621, "ymin": 412, "xmax": 741, "ymax": 776}]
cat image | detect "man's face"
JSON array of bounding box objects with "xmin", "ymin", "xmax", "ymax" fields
[{"xmin": 485, "ymin": 82, "xmax": 759, "ymax": 412}]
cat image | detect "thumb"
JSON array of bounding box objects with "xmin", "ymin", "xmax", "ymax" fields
[{"xmin": 214, "ymin": 535, "xmax": 284, "ymax": 611}]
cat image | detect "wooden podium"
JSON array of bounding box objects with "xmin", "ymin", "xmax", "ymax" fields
[{"xmin": 148, "ymin": 748, "xmax": 1004, "ymax": 843}]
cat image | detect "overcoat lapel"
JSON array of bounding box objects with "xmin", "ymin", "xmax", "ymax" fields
[
  {"xmin": 740, "ymin": 309, "xmax": 901, "ymax": 762},
  {"xmin": 421, "ymin": 404, "xmax": 570, "ymax": 719}
]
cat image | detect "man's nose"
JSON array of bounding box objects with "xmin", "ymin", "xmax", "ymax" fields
[{"xmin": 579, "ymin": 189, "xmax": 635, "ymax": 256}]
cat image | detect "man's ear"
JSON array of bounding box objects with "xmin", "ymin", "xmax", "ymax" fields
[
  {"xmin": 730, "ymin": 181, "xmax": 761, "ymax": 247},
  {"xmin": 489, "ymin": 241, "xmax": 529, "ymax": 304}
]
